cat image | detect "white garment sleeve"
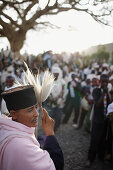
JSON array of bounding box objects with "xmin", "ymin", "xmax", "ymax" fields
[{"xmin": 1, "ymin": 99, "xmax": 9, "ymax": 115}]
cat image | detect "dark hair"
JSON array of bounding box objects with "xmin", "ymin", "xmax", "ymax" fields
[
  {"xmin": 100, "ymin": 74, "xmax": 109, "ymax": 81},
  {"xmin": 6, "ymin": 76, "xmax": 15, "ymax": 81}
]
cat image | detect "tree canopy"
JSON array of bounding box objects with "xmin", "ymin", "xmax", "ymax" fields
[{"xmin": 0, "ymin": 0, "xmax": 113, "ymax": 55}]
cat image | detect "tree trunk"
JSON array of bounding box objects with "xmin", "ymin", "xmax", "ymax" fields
[{"xmin": 8, "ymin": 30, "xmax": 26, "ymax": 59}]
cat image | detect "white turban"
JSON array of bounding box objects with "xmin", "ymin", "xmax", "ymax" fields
[{"xmin": 51, "ymin": 66, "xmax": 62, "ymax": 79}]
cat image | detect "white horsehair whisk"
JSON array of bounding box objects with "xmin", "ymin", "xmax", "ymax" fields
[
  {"xmin": 23, "ymin": 62, "xmax": 55, "ymax": 107},
  {"xmin": 14, "ymin": 61, "xmax": 55, "ymax": 109}
]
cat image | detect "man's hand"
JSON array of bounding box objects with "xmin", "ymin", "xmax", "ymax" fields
[{"xmin": 41, "ymin": 107, "xmax": 55, "ymax": 136}]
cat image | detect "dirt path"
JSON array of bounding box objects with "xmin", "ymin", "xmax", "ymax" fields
[{"xmin": 55, "ymin": 122, "xmax": 112, "ymax": 170}]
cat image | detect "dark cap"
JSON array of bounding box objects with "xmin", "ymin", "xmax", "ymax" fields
[{"xmin": 1, "ymin": 85, "xmax": 37, "ymax": 112}]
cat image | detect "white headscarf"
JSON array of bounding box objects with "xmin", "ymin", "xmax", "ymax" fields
[{"xmin": 51, "ymin": 66, "xmax": 62, "ymax": 79}]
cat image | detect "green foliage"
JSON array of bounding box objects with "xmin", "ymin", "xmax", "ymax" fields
[
  {"xmin": 90, "ymin": 45, "xmax": 110, "ymax": 62},
  {"xmin": 82, "ymin": 55, "xmax": 91, "ymax": 67},
  {"xmin": 111, "ymin": 51, "xmax": 113, "ymax": 64}
]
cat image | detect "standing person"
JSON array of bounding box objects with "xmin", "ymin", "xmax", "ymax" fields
[
  {"xmin": 90, "ymin": 77, "xmax": 99, "ymax": 98},
  {"xmin": 107, "ymin": 99, "xmax": 113, "ymax": 168},
  {"xmin": 49, "ymin": 66, "xmax": 65, "ymax": 131},
  {"xmin": 62, "ymin": 72, "xmax": 81, "ymax": 126},
  {"xmin": 86, "ymin": 74, "xmax": 111, "ymax": 167},
  {"xmin": 1, "ymin": 76, "xmax": 16, "ymax": 116},
  {"xmin": 42, "ymin": 51, "xmax": 52, "ymax": 71},
  {"xmin": 76, "ymin": 87, "xmax": 91, "ymax": 129},
  {"xmin": 0, "ymin": 85, "xmax": 64, "ymax": 170},
  {"xmin": 1, "ymin": 68, "xmax": 10, "ymax": 90}
]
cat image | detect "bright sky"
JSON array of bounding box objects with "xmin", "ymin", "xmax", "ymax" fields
[{"xmin": 0, "ymin": 10, "xmax": 113, "ymax": 55}]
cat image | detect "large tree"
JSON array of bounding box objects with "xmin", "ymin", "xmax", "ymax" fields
[{"xmin": 0, "ymin": 0, "xmax": 113, "ymax": 56}]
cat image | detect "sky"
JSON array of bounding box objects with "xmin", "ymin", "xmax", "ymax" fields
[{"xmin": 0, "ymin": 10, "xmax": 113, "ymax": 55}]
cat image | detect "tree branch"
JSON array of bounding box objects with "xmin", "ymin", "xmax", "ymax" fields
[
  {"xmin": 0, "ymin": 18, "xmax": 14, "ymax": 37},
  {"xmin": 46, "ymin": 6, "xmax": 88, "ymax": 15},
  {"xmin": 1, "ymin": 12, "xmax": 21, "ymax": 28},
  {"xmin": 0, "ymin": 1, "xmax": 23, "ymax": 21},
  {"xmin": 0, "ymin": 28, "xmax": 5, "ymax": 37},
  {"xmin": 0, "ymin": 2, "xmax": 6, "ymax": 12},
  {"xmin": 34, "ymin": 21, "xmax": 60, "ymax": 29},
  {"xmin": 25, "ymin": 1, "xmax": 58, "ymax": 29},
  {"xmin": 0, "ymin": 0, "xmax": 31, "ymax": 5},
  {"xmin": 47, "ymin": 0, "xmax": 51, "ymax": 7},
  {"xmin": 23, "ymin": 0, "xmax": 38, "ymax": 18},
  {"xmin": 13, "ymin": 5, "xmax": 23, "ymax": 20}
]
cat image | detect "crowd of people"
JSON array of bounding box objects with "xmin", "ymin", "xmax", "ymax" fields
[{"xmin": 0, "ymin": 48, "xmax": 113, "ymax": 169}]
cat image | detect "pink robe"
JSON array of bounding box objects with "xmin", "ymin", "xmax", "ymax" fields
[{"xmin": 0, "ymin": 116, "xmax": 55, "ymax": 170}]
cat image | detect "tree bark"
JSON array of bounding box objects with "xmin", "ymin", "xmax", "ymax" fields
[{"xmin": 8, "ymin": 30, "xmax": 26, "ymax": 59}]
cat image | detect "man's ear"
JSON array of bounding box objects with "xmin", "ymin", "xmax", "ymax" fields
[{"xmin": 10, "ymin": 110, "xmax": 17, "ymax": 120}]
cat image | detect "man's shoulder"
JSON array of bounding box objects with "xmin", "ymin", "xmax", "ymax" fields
[
  {"xmin": 6, "ymin": 137, "xmax": 30, "ymax": 148},
  {"xmin": 5, "ymin": 136, "xmax": 40, "ymax": 156}
]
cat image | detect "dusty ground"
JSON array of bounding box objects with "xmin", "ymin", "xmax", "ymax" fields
[
  {"xmin": 38, "ymin": 111, "xmax": 113, "ymax": 170},
  {"xmin": 55, "ymin": 119, "xmax": 112, "ymax": 170}
]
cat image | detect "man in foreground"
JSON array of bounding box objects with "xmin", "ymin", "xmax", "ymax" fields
[{"xmin": 0, "ymin": 85, "xmax": 64, "ymax": 170}]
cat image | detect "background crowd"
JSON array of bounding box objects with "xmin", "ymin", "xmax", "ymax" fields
[{"xmin": 1, "ymin": 47, "xmax": 113, "ymax": 168}]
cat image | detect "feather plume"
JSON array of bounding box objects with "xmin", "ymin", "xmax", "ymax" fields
[
  {"xmin": 21, "ymin": 72, "xmax": 29, "ymax": 85},
  {"xmin": 40, "ymin": 71, "xmax": 54, "ymax": 102},
  {"xmin": 24, "ymin": 62, "xmax": 41, "ymax": 102},
  {"xmin": 14, "ymin": 80, "xmax": 23, "ymax": 87},
  {"xmin": 23, "ymin": 62, "xmax": 54, "ymax": 106}
]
